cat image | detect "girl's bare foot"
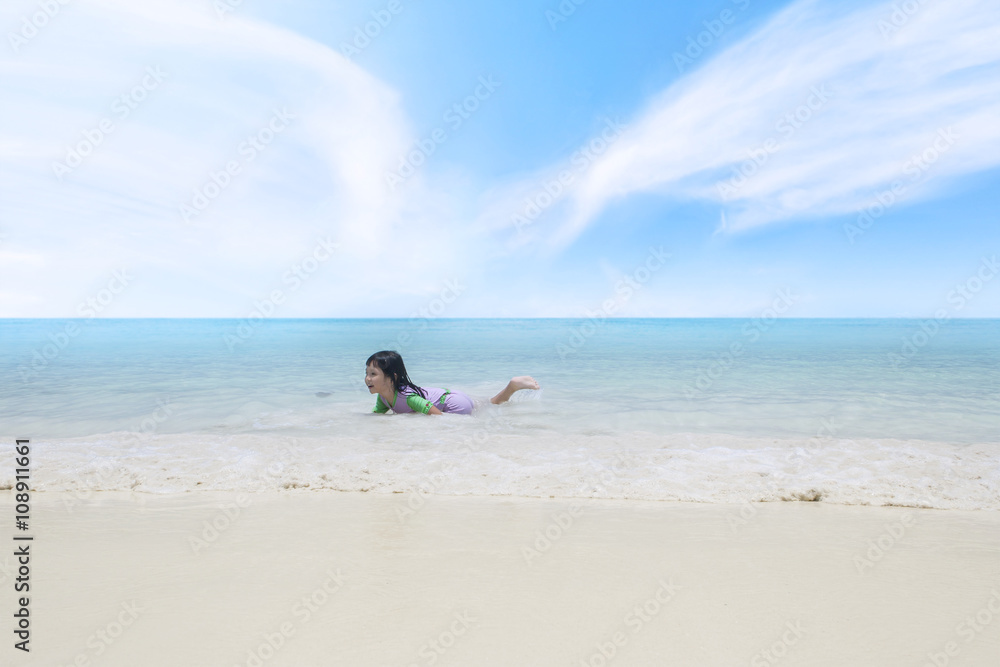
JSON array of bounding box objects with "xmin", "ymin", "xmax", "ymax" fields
[
  {"xmin": 491, "ymin": 376, "xmax": 540, "ymax": 404},
  {"xmin": 509, "ymin": 376, "xmax": 540, "ymax": 391}
]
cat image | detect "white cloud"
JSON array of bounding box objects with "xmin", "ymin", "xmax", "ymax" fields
[
  {"xmin": 481, "ymin": 0, "xmax": 1000, "ymax": 250},
  {"xmin": 0, "ymin": 0, "xmax": 478, "ymax": 316},
  {"xmin": 4, "ymin": 0, "xmax": 997, "ymax": 318}
]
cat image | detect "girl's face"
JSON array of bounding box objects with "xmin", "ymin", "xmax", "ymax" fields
[{"xmin": 365, "ymin": 363, "xmax": 393, "ymax": 395}]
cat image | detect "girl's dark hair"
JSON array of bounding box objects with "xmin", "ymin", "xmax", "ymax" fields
[{"xmin": 365, "ymin": 350, "xmax": 426, "ymax": 398}]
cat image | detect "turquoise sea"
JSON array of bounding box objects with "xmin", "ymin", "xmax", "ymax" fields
[{"xmin": 1, "ymin": 318, "xmax": 998, "ymax": 508}]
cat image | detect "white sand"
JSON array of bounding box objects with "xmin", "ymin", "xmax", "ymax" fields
[{"xmin": 2, "ymin": 491, "xmax": 999, "ymax": 666}]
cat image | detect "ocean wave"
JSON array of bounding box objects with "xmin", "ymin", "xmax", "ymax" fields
[{"xmin": 4, "ymin": 430, "xmax": 998, "ymax": 511}]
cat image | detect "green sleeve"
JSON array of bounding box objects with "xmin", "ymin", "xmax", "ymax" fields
[
  {"xmin": 405, "ymin": 393, "xmax": 432, "ymax": 414},
  {"xmin": 373, "ymin": 395, "xmax": 390, "ymax": 413}
]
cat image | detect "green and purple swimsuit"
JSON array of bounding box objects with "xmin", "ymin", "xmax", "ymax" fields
[{"xmin": 373, "ymin": 387, "xmax": 474, "ymax": 414}]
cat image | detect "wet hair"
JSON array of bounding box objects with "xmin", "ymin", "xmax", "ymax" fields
[{"xmin": 365, "ymin": 350, "xmax": 426, "ymax": 399}]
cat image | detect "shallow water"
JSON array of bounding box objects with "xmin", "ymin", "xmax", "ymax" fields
[{"xmin": 2, "ymin": 318, "xmax": 998, "ymax": 507}]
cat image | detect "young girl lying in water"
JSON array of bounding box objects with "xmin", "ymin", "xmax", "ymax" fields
[{"xmin": 365, "ymin": 350, "xmax": 539, "ymax": 415}]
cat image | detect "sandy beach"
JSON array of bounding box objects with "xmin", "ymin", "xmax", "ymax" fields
[{"xmin": 2, "ymin": 491, "xmax": 998, "ymax": 666}]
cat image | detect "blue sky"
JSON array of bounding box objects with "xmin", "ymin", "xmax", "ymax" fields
[{"xmin": 1, "ymin": 0, "xmax": 999, "ymax": 317}]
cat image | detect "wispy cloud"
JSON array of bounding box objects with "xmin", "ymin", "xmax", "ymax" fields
[
  {"xmin": 3, "ymin": 0, "xmax": 997, "ymax": 317},
  {"xmin": 483, "ymin": 0, "xmax": 1000, "ymax": 250},
  {"xmin": 0, "ymin": 0, "xmax": 478, "ymax": 316}
]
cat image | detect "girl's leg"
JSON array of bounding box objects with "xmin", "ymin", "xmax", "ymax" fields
[{"xmin": 490, "ymin": 376, "xmax": 540, "ymax": 404}]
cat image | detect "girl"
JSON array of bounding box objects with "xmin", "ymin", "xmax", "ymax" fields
[{"xmin": 365, "ymin": 350, "xmax": 539, "ymax": 415}]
